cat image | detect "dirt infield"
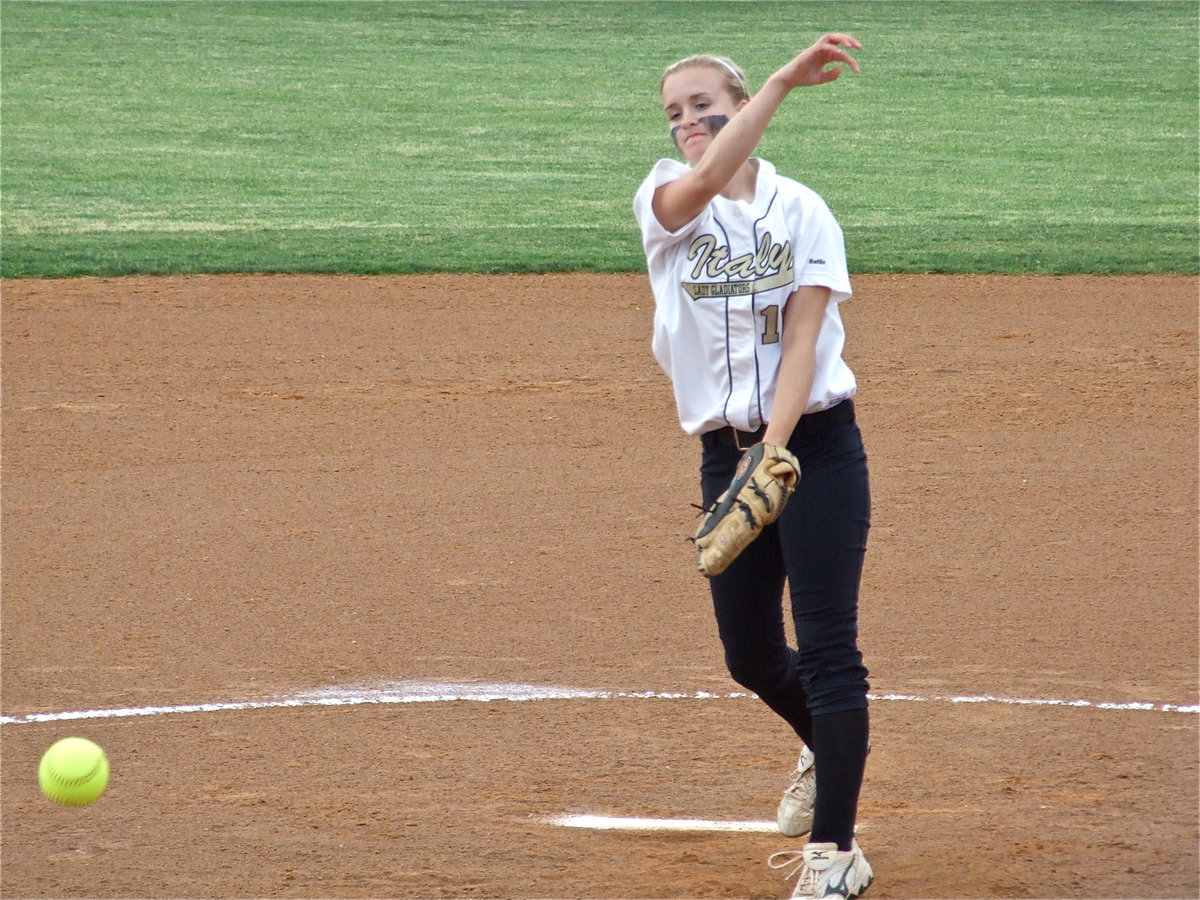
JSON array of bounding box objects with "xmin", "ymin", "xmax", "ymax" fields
[{"xmin": 2, "ymin": 273, "xmax": 1196, "ymax": 899}]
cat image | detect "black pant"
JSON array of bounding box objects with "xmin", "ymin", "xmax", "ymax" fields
[{"xmin": 700, "ymin": 401, "xmax": 871, "ymax": 848}]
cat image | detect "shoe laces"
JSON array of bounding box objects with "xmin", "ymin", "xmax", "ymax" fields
[
  {"xmin": 784, "ymin": 768, "xmax": 814, "ymax": 797},
  {"xmin": 782, "ymin": 762, "xmax": 816, "ymax": 803},
  {"xmin": 768, "ymin": 849, "xmax": 821, "ymax": 897}
]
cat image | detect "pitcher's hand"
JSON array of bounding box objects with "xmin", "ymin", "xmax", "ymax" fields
[{"xmin": 775, "ymin": 33, "xmax": 862, "ymax": 89}]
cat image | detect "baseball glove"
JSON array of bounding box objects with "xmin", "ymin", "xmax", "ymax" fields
[{"xmin": 693, "ymin": 442, "xmax": 802, "ymax": 577}]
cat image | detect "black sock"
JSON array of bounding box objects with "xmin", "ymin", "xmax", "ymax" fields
[{"xmin": 809, "ymin": 706, "xmax": 870, "ymax": 851}]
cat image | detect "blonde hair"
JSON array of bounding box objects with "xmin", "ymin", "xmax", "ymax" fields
[{"xmin": 660, "ymin": 55, "xmax": 750, "ymax": 104}]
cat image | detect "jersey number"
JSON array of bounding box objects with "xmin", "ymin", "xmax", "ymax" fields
[{"xmin": 760, "ymin": 305, "xmax": 781, "ymax": 345}]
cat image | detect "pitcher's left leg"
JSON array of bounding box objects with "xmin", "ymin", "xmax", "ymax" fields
[{"xmin": 780, "ymin": 420, "xmax": 871, "ymax": 850}]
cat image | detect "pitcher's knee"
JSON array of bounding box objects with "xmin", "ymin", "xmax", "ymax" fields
[
  {"xmin": 724, "ymin": 651, "xmax": 793, "ymax": 699},
  {"xmin": 797, "ymin": 657, "xmax": 869, "ymax": 715}
]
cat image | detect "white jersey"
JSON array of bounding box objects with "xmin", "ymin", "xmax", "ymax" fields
[{"xmin": 633, "ymin": 157, "xmax": 856, "ymax": 436}]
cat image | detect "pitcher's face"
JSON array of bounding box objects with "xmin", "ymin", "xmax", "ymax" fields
[{"xmin": 661, "ymin": 66, "xmax": 742, "ymax": 165}]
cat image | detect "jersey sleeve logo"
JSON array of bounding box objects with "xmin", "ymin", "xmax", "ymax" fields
[{"xmin": 682, "ymin": 232, "xmax": 794, "ymax": 300}]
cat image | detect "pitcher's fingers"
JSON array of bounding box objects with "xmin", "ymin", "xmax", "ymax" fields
[
  {"xmin": 836, "ymin": 50, "xmax": 861, "ymax": 75},
  {"xmin": 822, "ymin": 32, "xmax": 862, "ymax": 50},
  {"xmin": 822, "ymin": 42, "xmax": 861, "ymax": 74}
]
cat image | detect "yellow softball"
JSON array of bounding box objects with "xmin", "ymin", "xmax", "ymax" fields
[{"xmin": 38, "ymin": 737, "xmax": 109, "ymax": 806}]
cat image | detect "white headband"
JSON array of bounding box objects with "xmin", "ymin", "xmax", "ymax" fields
[{"xmin": 713, "ymin": 58, "xmax": 748, "ymax": 96}]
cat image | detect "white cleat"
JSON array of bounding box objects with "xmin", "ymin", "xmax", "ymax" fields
[
  {"xmin": 776, "ymin": 746, "xmax": 816, "ymax": 837},
  {"xmin": 768, "ymin": 840, "xmax": 873, "ymax": 899}
]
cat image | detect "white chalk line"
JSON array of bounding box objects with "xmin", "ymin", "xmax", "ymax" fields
[
  {"xmin": 543, "ymin": 815, "xmax": 881, "ymax": 835},
  {"xmin": 1, "ymin": 680, "xmax": 1195, "ymax": 725},
  {"xmin": 548, "ymin": 814, "xmax": 778, "ymax": 833}
]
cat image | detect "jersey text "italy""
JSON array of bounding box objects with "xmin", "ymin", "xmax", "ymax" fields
[{"xmin": 682, "ymin": 232, "xmax": 794, "ymax": 299}]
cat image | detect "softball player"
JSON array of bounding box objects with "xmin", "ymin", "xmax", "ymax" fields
[{"xmin": 633, "ymin": 35, "xmax": 873, "ymax": 899}]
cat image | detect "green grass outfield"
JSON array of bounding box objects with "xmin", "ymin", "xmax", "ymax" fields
[{"xmin": 2, "ymin": 0, "xmax": 1196, "ymax": 277}]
